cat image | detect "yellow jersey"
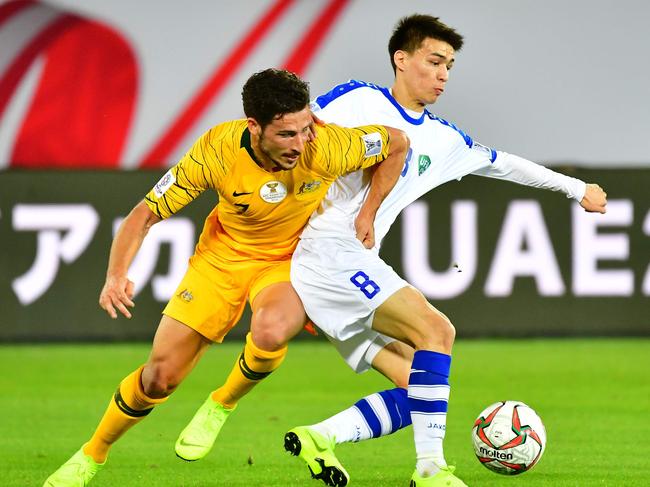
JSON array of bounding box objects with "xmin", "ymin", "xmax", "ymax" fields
[{"xmin": 144, "ymin": 119, "xmax": 390, "ymax": 264}]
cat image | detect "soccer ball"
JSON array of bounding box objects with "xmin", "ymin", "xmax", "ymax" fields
[{"xmin": 471, "ymin": 400, "xmax": 546, "ymax": 475}]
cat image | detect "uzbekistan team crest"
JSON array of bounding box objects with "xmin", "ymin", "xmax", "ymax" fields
[
  {"xmin": 260, "ymin": 180, "xmax": 287, "ymax": 203},
  {"xmin": 418, "ymin": 155, "xmax": 431, "ymax": 175}
]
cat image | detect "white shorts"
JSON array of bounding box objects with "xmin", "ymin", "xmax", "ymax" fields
[
  {"xmin": 326, "ymin": 330, "xmax": 395, "ymax": 373},
  {"xmin": 291, "ymin": 236, "xmax": 408, "ymax": 371}
]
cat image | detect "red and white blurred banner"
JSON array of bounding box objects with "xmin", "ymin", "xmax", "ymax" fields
[{"xmin": 1, "ymin": 0, "xmax": 648, "ymax": 169}]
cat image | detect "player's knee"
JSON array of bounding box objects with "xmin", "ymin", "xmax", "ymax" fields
[
  {"xmin": 251, "ymin": 308, "xmax": 303, "ymax": 351},
  {"xmin": 250, "ymin": 326, "xmax": 290, "ymax": 351},
  {"xmin": 442, "ymin": 316, "xmax": 456, "ymax": 348},
  {"xmin": 414, "ymin": 310, "xmax": 456, "ymax": 352},
  {"xmin": 141, "ymin": 362, "xmax": 180, "ymax": 398}
]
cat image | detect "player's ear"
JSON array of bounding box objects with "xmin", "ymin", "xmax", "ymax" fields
[
  {"xmin": 247, "ymin": 117, "xmax": 261, "ymax": 136},
  {"xmin": 393, "ymin": 50, "xmax": 408, "ymax": 71}
]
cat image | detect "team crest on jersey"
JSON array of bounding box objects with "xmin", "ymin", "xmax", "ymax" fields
[
  {"xmin": 418, "ymin": 155, "xmax": 431, "ymax": 175},
  {"xmin": 361, "ymin": 132, "xmax": 383, "ymax": 157},
  {"xmin": 260, "ymin": 180, "xmax": 287, "ymax": 203},
  {"xmin": 297, "ymin": 180, "xmax": 322, "ymax": 195},
  {"xmin": 178, "ymin": 289, "xmax": 193, "ymax": 302},
  {"xmin": 153, "ymin": 170, "xmax": 175, "ymax": 197}
]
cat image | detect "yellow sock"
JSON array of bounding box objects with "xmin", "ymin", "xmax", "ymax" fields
[
  {"xmin": 83, "ymin": 366, "xmax": 167, "ymax": 463},
  {"xmin": 211, "ymin": 332, "xmax": 287, "ymax": 409}
]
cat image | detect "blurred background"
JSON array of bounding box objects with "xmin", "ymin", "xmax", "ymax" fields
[{"xmin": 1, "ymin": 0, "xmax": 649, "ymax": 341}]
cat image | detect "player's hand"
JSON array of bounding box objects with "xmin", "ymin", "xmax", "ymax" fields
[
  {"xmin": 99, "ymin": 274, "xmax": 135, "ymax": 319},
  {"xmin": 355, "ymin": 210, "xmax": 375, "ymax": 249},
  {"xmin": 308, "ymin": 111, "xmax": 325, "ymax": 142},
  {"xmin": 580, "ymin": 183, "xmax": 607, "ymax": 214}
]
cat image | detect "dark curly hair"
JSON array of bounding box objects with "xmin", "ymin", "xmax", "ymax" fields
[
  {"xmin": 388, "ymin": 15, "xmax": 464, "ymax": 73},
  {"xmin": 242, "ymin": 69, "xmax": 310, "ymax": 128}
]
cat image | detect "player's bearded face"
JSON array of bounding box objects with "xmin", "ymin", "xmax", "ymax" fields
[
  {"xmin": 256, "ymin": 107, "xmax": 313, "ymax": 171},
  {"xmin": 403, "ymin": 37, "xmax": 455, "ymax": 106}
]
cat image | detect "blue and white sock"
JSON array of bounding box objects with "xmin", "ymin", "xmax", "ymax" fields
[
  {"xmin": 310, "ymin": 388, "xmax": 411, "ymax": 443},
  {"xmin": 408, "ymin": 350, "xmax": 451, "ymax": 476}
]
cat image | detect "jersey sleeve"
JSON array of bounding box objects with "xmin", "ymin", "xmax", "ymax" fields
[
  {"xmin": 144, "ymin": 127, "xmax": 226, "ymax": 219},
  {"xmin": 314, "ymin": 123, "xmax": 391, "ymax": 177},
  {"xmin": 473, "ymin": 151, "xmax": 587, "ymax": 201}
]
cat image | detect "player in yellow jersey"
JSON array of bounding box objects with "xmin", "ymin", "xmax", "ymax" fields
[{"xmin": 43, "ymin": 68, "xmax": 409, "ymax": 486}]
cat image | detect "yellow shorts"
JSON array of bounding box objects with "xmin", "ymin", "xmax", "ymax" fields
[{"xmin": 163, "ymin": 253, "xmax": 291, "ymax": 342}]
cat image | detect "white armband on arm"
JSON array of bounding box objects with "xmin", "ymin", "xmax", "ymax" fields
[{"xmin": 473, "ymin": 151, "xmax": 586, "ymax": 202}]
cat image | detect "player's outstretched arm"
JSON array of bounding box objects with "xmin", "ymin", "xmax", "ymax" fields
[
  {"xmin": 355, "ymin": 127, "xmax": 409, "ymax": 248},
  {"xmin": 99, "ymin": 200, "xmax": 162, "ymax": 319},
  {"xmin": 473, "ymin": 152, "xmax": 605, "ymax": 209},
  {"xmin": 579, "ymin": 183, "xmax": 607, "ymax": 213}
]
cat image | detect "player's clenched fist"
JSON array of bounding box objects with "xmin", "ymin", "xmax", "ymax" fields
[
  {"xmin": 580, "ymin": 183, "xmax": 607, "ymax": 214},
  {"xmin": 355, "ymin": 210, "xmax": 376, "ymax": 249},
  {"xmin": 99, "ymin": 275, "xmax": 135, "ymax": 319}
]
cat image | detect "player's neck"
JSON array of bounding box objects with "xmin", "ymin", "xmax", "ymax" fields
[
  {"xmin": 390, "ymin": 83, "xmax": 425, "ymax": 113},
  {"xmin": 247, "ymin": 132, "xmax": 281, "ymax": 172}
]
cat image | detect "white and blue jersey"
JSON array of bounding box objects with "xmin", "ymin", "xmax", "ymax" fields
[
  {"xmin": 301, "ymin": 80, "xmax": 497, "ymax": 245},
  {"xmin": 301, "ymin": 80, "xmax": 584, "ymax": 247},
  {"xmin": 292, "ymin": 80, "xmax": 587, "ymax": 372}
]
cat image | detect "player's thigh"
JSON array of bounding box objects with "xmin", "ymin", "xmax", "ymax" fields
[
  {"xmin": 372, "ymin": 285, "xmax": 443, "ymax": 347},
  {"xmin": 250, "ymin": 262, "xmax": 307, "ymax": 350}
]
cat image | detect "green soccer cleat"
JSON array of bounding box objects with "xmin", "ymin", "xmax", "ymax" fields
[
  {"xmin": 43, "ymin": 447, "xmax": 104, "ymax": 487},
  {"xmin": 175, "ymin": 395, "xmax": 235, "ymax": 461},
  {"xmin": 284, "ymin": 426, "xmax": 349, "ymax": 487},
  {"xmin": 409, "ymin": 466, "xmax": 468, "ymax": 487}
]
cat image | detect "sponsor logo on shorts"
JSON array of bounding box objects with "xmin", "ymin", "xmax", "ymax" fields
[
  {"xmin": 297, "ymin": 180, "xmax": 322, "ymax": 195},
  {"xmin": 259, "ymin": 181, "xmax": 287, "ymax": 203},
  {"xmin": 153, "ymin": 170, "xmax": 176, "ymax": 197},
  {"xmin": 361, "ymin": 132, "xmax": 382, "ymax": 157},
  {"xmin": 178, "ymin": 289, "xmax": 193, "ymax": 302}
]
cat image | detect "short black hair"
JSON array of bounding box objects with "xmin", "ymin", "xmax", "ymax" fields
[
  {"xmin": 242, "ymin": 68, "xmax": 310, "ymax": 128},
  {"xmin": 388, "ymin": 14, "xmax": 464, "ymax": 73}
]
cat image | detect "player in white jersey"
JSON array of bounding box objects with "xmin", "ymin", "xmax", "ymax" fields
[{"xmin": 285, "ymin": 14, "xmax": 607, "ymax": 487}]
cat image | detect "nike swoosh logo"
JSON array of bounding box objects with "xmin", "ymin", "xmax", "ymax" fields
[
  {"xmin": 178, "ymin": 438, "xmax": 203, "ymax": 447},
  {"xmin": 233, "ymin": 191, "xmax": 253, "ymax": 197}
]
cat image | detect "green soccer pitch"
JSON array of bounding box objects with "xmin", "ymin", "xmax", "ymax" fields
[{"xmin": 2, "ymin": 339, "xmax": 649, "ymax": 486}]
